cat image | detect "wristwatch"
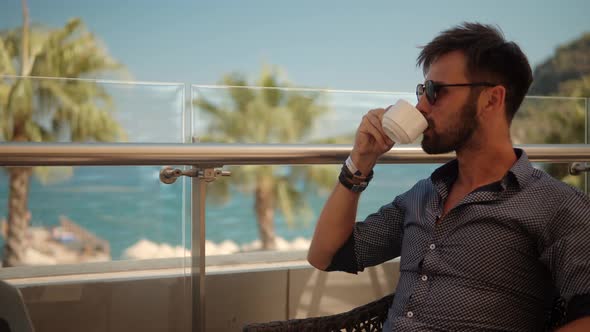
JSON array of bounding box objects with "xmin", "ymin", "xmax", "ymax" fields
[
  {"xmin": 339, "ymin": 173, "xmax": 370, "ymax": 192},
  {"xmin": 339, "ymin": 163, "xmax": 374, "ymax": 193}
]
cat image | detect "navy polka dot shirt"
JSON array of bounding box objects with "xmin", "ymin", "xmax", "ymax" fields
[{"xmin": 327, "ymin": 149, "xmax": 590, "ymax": 331}]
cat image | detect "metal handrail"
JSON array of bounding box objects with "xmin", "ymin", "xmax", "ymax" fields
[
  {"xmin": 0, "ymin": 143, "xmax": 589, "ymax": 166},
  {"xmin": 2, "ymin": 142, "xmax": 588, "ymax": 332}
]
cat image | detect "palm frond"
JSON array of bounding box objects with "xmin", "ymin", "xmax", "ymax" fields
[
  {"xmin": 5, "ymin": 78, "xmax": 33, "ymax": 130},
  {"xmin": 24, "ymin": 120, "xmax": 43, "ymax": 142},
  {"xmin": 31, "ymin": 19, "xmax": 121, "ymax": 78},
  {"xmin": 195, "ymin": 135, "xmax": 234, "ymax": 143},
  {"xmin": 190, "ymin": 65, "xmax": 340, "ymax": 228},
  {"xmin": 220, "ymin": 73, "xmax": 258, "ymax": 112},
  {"xmin": 193, "ymin": 97, "xmax": 231, "ymax": 121},
  {"xmin": 0, "ymin": 38, "xmax": 16, "ymax": 75},
  {"xmin": 258, "ymin": 67, "xmax": 282, "ymax": 107},
  {"xmin": 0, "ymin": 29, "xmax": 22, "ymax": 60},
  {"xmin": 38, "ymin": 79, "xmax": 79, "ymax": 111},
  {"xmin": 73, "ymin": 103, "xmax": 122, "ymax": 142}
]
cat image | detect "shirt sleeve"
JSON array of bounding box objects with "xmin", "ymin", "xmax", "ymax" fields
[
  {"xmin": 540, "ymin": 188, "xmax": 590, "ymax": 322},
  {"xmin": 326, "ymin": 193, "xmax": 407, "ymax": 274},
  {"xmin": 566, "ymin": 293, "xmax": 590, "ymax": 323}
]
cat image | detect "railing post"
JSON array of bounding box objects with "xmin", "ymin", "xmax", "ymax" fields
[
  {"xmin": 159, "ymin": 166, "xmax": 227, "ymax": 332},
  {"xmin": 192, "ymin": 167, "xmax": 208, "ymax": 332},
  {"xmin": 160, "ymin": 165, "xmax": 230, "ymax": 332}
]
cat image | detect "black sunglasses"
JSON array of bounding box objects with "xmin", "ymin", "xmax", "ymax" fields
[{"xmin": 416, "ymin": 80, "xmax": 496, "ymax": 105}]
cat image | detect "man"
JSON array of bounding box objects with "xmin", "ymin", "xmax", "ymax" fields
[{"xmin": 307, "ymin": 22, "xmax": 590, "ymax": 331}]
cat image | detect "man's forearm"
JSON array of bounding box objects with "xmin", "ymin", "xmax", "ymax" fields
[
  {"xmin": 307, "ymin": 182, "xmax": 361, "ymax": 270},
  {"xmin": 556, "ymin": 316, "xmax": 590, "ymax": 331}
]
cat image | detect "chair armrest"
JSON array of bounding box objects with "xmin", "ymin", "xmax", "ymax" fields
[{"xmin": 243, "ymin": 293, "xmax": 394, "ymax": 332}]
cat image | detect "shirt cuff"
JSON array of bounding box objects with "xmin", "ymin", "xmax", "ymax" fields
[
  {"xmin": 567, "ymin": 293, "xmax": 590, "ymax": 323},
  {"xmin": 325, "ymin": 234, "xmax": 362, "ymax": 274}
]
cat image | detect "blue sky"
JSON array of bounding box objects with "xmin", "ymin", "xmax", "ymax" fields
[{"xmin": 1, "ymin": 0, "xmax": 589, "ymax": 92}]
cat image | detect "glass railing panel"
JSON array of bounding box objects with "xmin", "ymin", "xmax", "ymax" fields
[
  {"xmin": 0, "ymin": 76, "xmax": 188, "ymax": 267},
  {"xmin": 512, "ymin": 96, "xmax": 587, "ymax": 191},
  {"xmin": 0, "ymin": 75, "xmax": 190, "ymax": 332}
]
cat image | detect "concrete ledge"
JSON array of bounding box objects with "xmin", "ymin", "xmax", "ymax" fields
[{"xmin": 5, "ymin": 254, "xmax": 400, "ymax": 332}]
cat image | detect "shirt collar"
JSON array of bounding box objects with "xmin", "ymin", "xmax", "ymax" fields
[
  {"xmin": 509, "ymin": 148, "xmax": 536, "ymax": 188},
  {"xmin": 430, "ymin": 148, "xmax": 535, "ymax": 191}
]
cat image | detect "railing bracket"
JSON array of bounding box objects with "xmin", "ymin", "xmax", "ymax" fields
[
  {"xmin": 159, "ymin": 166, "xmax": 231, "ymax": 184},
  {"xmin": 569, "ymin": 162, "xmax": 590, "ymax": 176}
]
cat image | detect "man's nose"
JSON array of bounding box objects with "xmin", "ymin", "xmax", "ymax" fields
[{"xmin": 416, "ymin": 94, "xmax": 430, "ymax": 117}]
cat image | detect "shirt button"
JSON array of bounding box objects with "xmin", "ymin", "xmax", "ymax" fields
[
  {"xmin": 421, "ymin": 275, "xmax": 428, "ymax": 281},
  {"xmin": 429, "ymin": 243, "xmax": 436, "ymax": 250},
  {"xmin": 407, "ymin": 311, "xmax": 414, "ymax": 318}
]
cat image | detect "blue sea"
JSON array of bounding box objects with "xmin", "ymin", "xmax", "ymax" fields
[{"xmin": 0, "ymin": 164, "xmax": 439, "ymax": 259}]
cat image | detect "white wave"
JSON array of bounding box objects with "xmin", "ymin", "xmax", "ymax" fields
[{"xmin": 122, "ymin": 236, "xmax": 311, "ymax": 260}]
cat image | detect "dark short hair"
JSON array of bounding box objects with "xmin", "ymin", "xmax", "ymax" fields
[{"xmin": 417, "ymin": 22, "xmax": 533, "ymax": 122}]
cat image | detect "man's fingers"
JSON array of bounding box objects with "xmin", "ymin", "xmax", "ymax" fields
[
  {"xmin": 355, "ymin": 107, "xmax": 397, "ymax": 153},
  {"xmin": 365, "ymin": 110, "xmax": 389, "ymax": 140},
  {"xmin": 361, "ymin": 114, "xmax": 388, "ymax": 148}
]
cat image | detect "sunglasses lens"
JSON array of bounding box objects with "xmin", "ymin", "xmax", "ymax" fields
[
  {"xmin": 416, "ymin": 82, "xmax": 437, "ymax": 104},
  {"xmin": 425, "ymin": 81, "xmax": 435, "ymax": 104},
  {"xmin": 416, "ymin": 84, "xmax": 423, "ymax": 101}
]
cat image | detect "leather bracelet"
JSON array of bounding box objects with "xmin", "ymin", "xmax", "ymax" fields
[
  {"xmin": 339, "ymin": 164, "xmax": 373, "ymax": 193},
  {"xmin": 341, "ymin": 164, "xmax": 374, "ymax": 182},
  {"xmin": 345, "ymin": 155, "xmax": 374, "ymax": 178},
  {"xmin": 339, "ymin": 171, "xmax": 370, "ymax": 193}
]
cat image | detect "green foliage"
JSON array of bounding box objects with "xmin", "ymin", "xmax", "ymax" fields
[
  {"xmin": 0, "ymin": 17, "xmax": 126, "ymax": 180},
  {"xmin": 513, "ymin": 32, "xmax": 589, "ymax": 190},
  {"xmin": 0, "ymin": 18, "xmax": 125, "ymax": 143},
  {"xmin": 529, "ymin": 33, "xmax": 590, "ymax": 96},
  {"xmin": 194, "ymin": 65, "xmax": 343, "ymax": 228}
]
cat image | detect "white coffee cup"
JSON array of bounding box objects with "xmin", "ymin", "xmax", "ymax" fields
[{"xmin": 381, "ymin": 99, "xmax": 428, "ymax": 144}]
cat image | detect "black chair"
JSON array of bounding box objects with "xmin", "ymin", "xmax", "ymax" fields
[
  {"xmin": 243, "ymin": 294, "xmax": 393, "ymax": 332},
  {"xmin": 0, "ymin": 280, "xmax": 35, "ymax": 332},
  {"xmin": 243, "ymin": 293, "xmax": 567, "ymax": 332}
]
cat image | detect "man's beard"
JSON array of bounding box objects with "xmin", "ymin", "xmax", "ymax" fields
[{"xmin": 421, "ymin": 93, "xmax": 479, "ymax": 155}]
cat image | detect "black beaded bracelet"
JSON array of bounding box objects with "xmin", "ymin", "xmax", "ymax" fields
[{"xmin": 339, "ymin": 164, "xmax": 373, "ymax": 193}]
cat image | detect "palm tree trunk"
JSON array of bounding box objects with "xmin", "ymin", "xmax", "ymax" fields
[
  {"xmin": 1, "ymin": 0, "xmax": 33, "ymax": 268},
  {"xmin": 2, "ymin": 166, "xmax": 32, "ymax": 267},
  {"xmin": 255, "ymin": 176, "xmax": 276, "ymax": 250}
]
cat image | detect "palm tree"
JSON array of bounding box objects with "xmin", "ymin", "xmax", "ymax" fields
[
  {"xmin": 0, "ymin": 0, "xmax": 125, "ymax": 266},
  {"xmin": 193, "ymin": 66, "xmax": 348, "ymax": 250}
]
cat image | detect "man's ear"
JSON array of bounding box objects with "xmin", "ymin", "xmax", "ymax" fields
[{"xmin": 485, "ymin": 85, "xmax": 506, "ymax": 112}]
